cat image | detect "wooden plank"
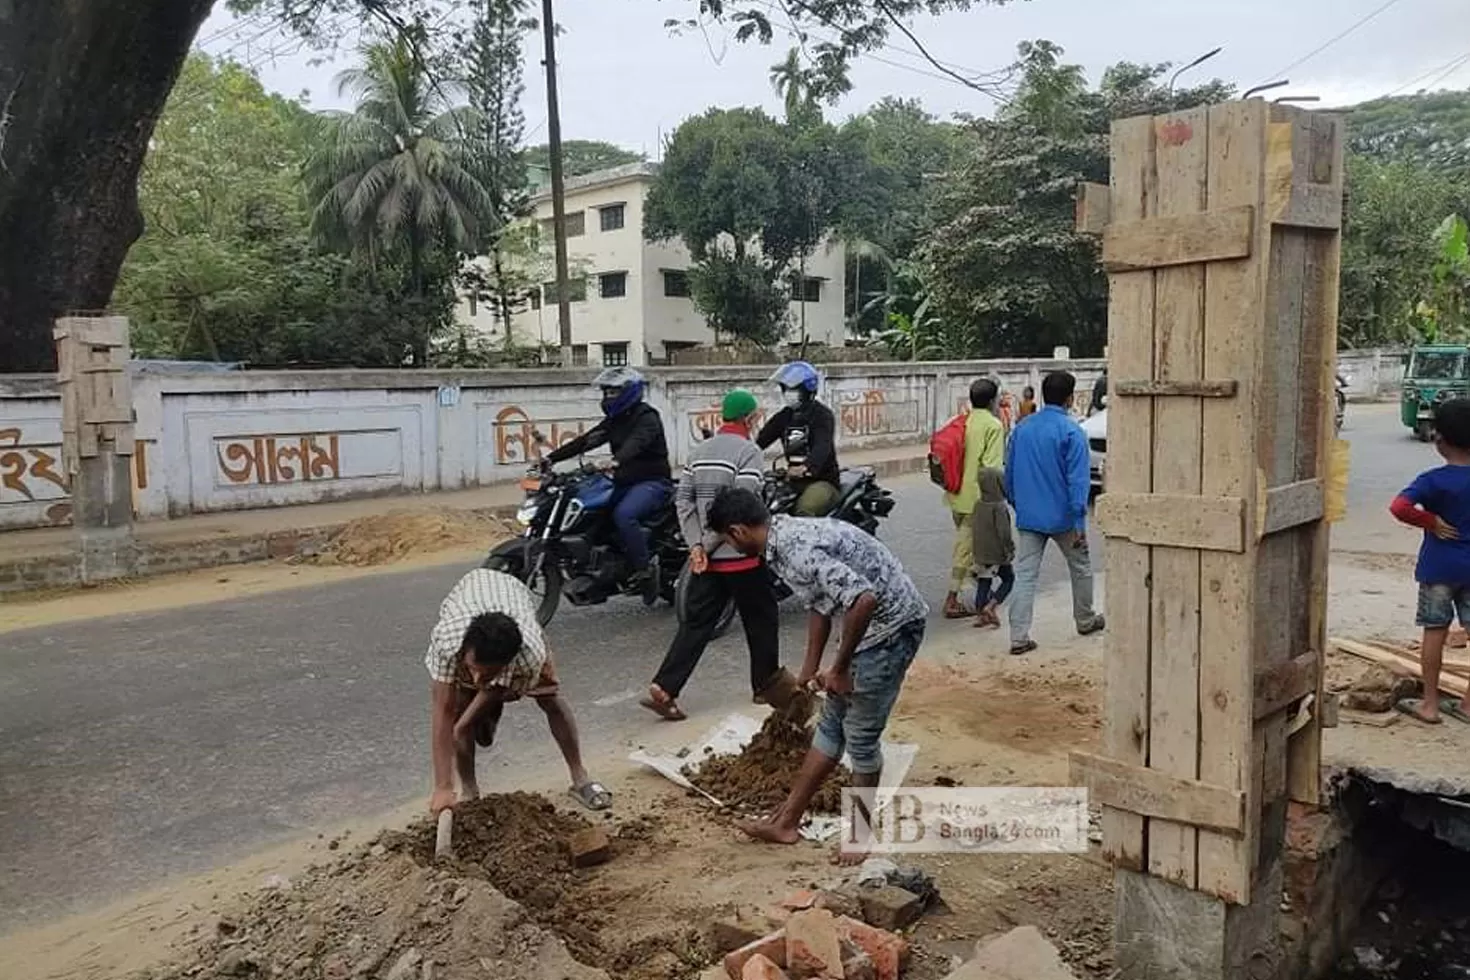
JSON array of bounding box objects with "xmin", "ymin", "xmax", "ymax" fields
[
  {"xmin": 1114, "ymin": 380, "xmax": 1238, "ymax": 398},
  {"xmin": 1076, "ymin": 182, "xmax": 1111, "ymax": 233},
  {"xmin": 1261, "ymin": 479, "xmax": 1324, "ymax": 536},
  {"xmin": 1099, "ymin": 113, "xmax": 1158, "ymax": 873},
  {"xmin": 1271, "ymin": 182, "xmax": 1342, "ymax": 229},
  {"xmin": 1101, "ymin": 205, "xmax": 1254, "ymax": 272},
  {"xmin": 1197, "ymin": 99, "xmax": 1269, "ymax": 905},
  {"xmin": 1146, "ymin": 105, "xmax": 1209, "ymax": 888},
  {"xmin": 1096, "ymin": 492, "xmax": 1246, "ymax": 552},
  {"xmin": 1253, "ymin": 651, "xmax": 1320, "ymax": 720},
  {"xmin": 1071, "ymin": 752, "xmax": 1247, "ymax": 837}
]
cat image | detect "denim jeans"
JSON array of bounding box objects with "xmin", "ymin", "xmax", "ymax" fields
[
  {"xmin": 812, "ymin": 620, "xmax": 925, "ymax": 775},
  {"xmin": 1416, "ymin": 583, "xmax": 1470, "ymax": 629},
  {"xmin": 610, "ymin": 479, "xmax": 672, "ymax": 567},
  {"xmin": 974, "ymin": 564, "xmax": 1015, "ymax": 608},
  {"xmin": 1007, "ymin": 529, "xmax": 1098, "ymax": 645}
]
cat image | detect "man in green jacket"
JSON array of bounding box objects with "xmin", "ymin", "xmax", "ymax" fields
[{"xmin": 943, "ymin": 378, "xmax": 1006, "ymax": 618}]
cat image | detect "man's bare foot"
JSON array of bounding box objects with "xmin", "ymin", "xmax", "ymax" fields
[
  {"xmin": 737, "ymin": 817, "xmax": 801, "ymax": 845},
  {"xmin": 1396, "ymin": 697, "xmax": 1443, "ymax": 724},
  {"xmin": 832, "ymin": 843, "xmax": 868, "ymax": 866}
]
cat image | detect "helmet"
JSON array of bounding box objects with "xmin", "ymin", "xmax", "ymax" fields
[
  {"xmin": 593, "ymin": 366, "xmax": 646, "ymax": 417},
  {"xmin": 769, "ymin": 361, "xmax": 820, "ymax": 394}
]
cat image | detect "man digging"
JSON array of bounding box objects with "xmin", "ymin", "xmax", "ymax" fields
[
  {"xmin": 426, "ymin": 568, "xmax": 611, "ymax": 815},
  {"xmin": 706, "ymin": 487, "xmax": 927, "ymax": 864}
]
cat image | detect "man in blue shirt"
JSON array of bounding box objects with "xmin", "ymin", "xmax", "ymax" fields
[{"xmin": 1003, "ymin": 371, "xmax": 1105, "ymax": 655}]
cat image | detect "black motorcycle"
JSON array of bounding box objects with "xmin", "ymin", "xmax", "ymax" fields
[{"xmin": 483, "ymin": 456, "xmax": 687, "ymax": 626}]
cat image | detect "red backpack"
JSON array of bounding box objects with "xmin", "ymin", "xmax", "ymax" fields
[{"xmin": 928, "ymin": 413, "xmax": 968, "ymax": 493}]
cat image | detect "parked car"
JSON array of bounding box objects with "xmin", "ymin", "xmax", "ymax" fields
[{"xmin": 1081, "ymin": 409, "xmax": 1107, "ymax": 494}]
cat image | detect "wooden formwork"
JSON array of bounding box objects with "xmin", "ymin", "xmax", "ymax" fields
[{"xmin": 1069, "ymin": 100, "xmax": 1343, "ymax": 905}]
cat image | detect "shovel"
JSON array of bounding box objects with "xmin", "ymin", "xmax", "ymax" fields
[{"xmin": 435, "ymin": 808, "xmax": 454, "ymax": 860}]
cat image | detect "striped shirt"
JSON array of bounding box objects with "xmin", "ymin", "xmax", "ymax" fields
[
  {"xmin": 677, "ymin": 426, "xmax": 765, "ymax": 562},
  {"xmin": 424, "ymin": 569, "xmax": 548, "ymax": 693}
]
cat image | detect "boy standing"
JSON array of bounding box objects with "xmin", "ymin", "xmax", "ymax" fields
[
  {"xmin": 941, "ymin": 379, "xmax": 1006, "ymax": 618},
  {"xmin": 706, "ymin": 488, "xmax": 928, "ymax": 862},
  {"xmin": 1389, "ymin": 398, "xmax": 1470, "ymax": 724}
]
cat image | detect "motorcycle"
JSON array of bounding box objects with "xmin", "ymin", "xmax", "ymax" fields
[
  {"xmin": 483, "ymin": 438, "xmax": 688, "ymax": 626},
  {"xmin": 1335, "ymin": 373, "xmax": 1348, "ymax": 434},
  {"xmin": 673, "ymin": 428, "xmax": 895, "ymax": 634}
]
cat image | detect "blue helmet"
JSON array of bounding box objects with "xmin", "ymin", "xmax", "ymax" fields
[
  {"xmin": 594, "ymin": 366, "xmax": 646, "ymax": 417},
  {"xmin": 769, "ymin": 360, "xmax": 820, "ymax": 394}
]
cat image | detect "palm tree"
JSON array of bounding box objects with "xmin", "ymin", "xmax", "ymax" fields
[
  {"xmin": 308, "ymin": 37, "xmax": 493, "ymax": 352},
  {"xmin": 770, "ymin": 49, "xmax": 809, "ymax": 124}
]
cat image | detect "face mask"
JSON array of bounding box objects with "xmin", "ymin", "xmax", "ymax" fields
[{"xmin": 782, "ymin": 389, "xmax": 803, "ymax": 409}]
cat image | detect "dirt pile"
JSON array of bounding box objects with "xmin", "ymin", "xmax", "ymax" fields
[
  {"xmin": 311, "ymin": 511, "xmax": 509, "ymax": 566},
  {"xmin": 685, "ymin": 711, "xmax": 850, "ymax": 814}
]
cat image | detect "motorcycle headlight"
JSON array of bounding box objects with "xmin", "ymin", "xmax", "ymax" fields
[{"xmin": 515, "ymin": 501, "xmax": 539, "ymax": 526}]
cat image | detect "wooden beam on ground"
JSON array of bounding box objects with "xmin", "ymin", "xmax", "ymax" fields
[
  {"xmin": 1071, "ymin": 752, "xmax": 1247, "ymax": 837},
  {"xmin": 1101, "ymin": 205, "xmax": 1255, "ymax": 273},
  {"xmin": 1332, "ymin": 638, "xmax": 1469, "ymax": 697}
]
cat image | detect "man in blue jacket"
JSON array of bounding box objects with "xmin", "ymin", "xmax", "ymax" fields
[{"xmin": 1003, "ymin": 371, "xmax": 1105, "ymax": 655}]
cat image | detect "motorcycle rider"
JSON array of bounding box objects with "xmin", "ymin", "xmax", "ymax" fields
[
  {"xmin": 545, "ymin": 367, "xmax": 672, "ymax": 602},
  {"xmin": 757, "ymin": 360, "xmax": 841, "ymax": 516}
]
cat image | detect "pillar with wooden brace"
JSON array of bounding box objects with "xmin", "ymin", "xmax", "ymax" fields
[
  {"xmin": 1068, "ymin": 100, "xmax": 1343, "ymax": 979},
  {"xmin": 54, "ymin": 316, "xmax": 137, "ymax": 583}
]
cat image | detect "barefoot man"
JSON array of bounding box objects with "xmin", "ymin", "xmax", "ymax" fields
[
  {"xmin": 426, "ymin": 568, "xmax": 611, "ymax": 814},
  {"xmin": 705, "ymin": 488, "xmax": 928, "ymax": 861}
]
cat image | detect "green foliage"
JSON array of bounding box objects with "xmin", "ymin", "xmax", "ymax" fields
[
  {"xmin": 523, "ymin": 140, "xmax": 644, "ymax": 179},
  {"xmin": 1416, "ymin": 214, "xmax": 1470, "ymax": 342},
  {"xmin": 1348, "ymin": 90, "xmax": 1470, "ymax": 171},
  {"xmin": 688, "ymin": 250, "xmax": 790, "ymax": 346}
]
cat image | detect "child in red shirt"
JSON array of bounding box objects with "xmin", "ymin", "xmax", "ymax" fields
[{"xmin": 1389, "ymin": 398, "xmax": 1470, "ymax": 723}]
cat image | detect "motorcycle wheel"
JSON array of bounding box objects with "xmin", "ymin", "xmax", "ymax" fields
[
  {"xmin": 483, "ymin": 549, "xmax": 563, "ymax": 626},
  {"xmin": 674, "ymin": 560, "xmax": 738, "ymax": 638}
]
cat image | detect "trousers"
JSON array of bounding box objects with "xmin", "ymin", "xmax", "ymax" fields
[
  {"xmin": 610, "ymin": 479, "xmax": 672, "ymax": 567},
  {"xmin": 1007, "ymin": 529, "xmax": 1098, "ymax": 645},
  {"xmin": 652, "ymin": 565, "xmax": 781, "ymax": 698}
]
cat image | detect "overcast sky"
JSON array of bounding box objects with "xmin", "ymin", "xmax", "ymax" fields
[{"xmin": 198, "ymin": 0, "xmax": 1470, "ymax": 153}]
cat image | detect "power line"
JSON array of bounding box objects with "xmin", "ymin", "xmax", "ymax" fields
[
  {"xmin": 1259, "ymin": 0, "xmax": 1409, "ymax": 85},
  {"xmin": 1381, "ymin": 49, "xmax": 1470, "ymax": 97}
]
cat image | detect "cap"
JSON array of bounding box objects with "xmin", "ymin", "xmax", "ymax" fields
[{"xmin": 722, "ymin": 388, "xmax": 759, "ymax": 421}]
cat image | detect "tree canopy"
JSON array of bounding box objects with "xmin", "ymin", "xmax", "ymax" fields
[{"xmin": 523, "ymin": 140, "xmax": 644, "ymax": 179}]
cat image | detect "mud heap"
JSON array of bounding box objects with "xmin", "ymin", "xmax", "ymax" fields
[
  {"xmin": 312, "ymin": 510, "xmax": 509, "ymax": 566},
  {"xmin": 685, "ymin": 710, "xmax": 850, "ymax": 814}
]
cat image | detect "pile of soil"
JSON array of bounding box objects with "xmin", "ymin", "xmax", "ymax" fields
[
  {"xmin": 311, "ymin": 510, "xmax": 509, "ymax": 566},
  {"xmin": 684, "ymin": 711, "xmax": 850, "ymax": 814}
]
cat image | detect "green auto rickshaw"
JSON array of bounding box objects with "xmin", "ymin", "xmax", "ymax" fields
[{"xmin": 1402, "ymin": 344, "xmax": 1470, "ymax": 441}]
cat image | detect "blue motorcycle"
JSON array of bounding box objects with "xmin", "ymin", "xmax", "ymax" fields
[{"xmin": 483, "ymin": 458, "xmax": 689, "ymax": 626}]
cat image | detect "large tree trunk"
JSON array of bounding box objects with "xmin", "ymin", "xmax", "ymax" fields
[{"xmin": 0, "ymin": 0, "xmax": 214, "ymax": 373}]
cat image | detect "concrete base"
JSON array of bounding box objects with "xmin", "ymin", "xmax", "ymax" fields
[
  {"xmin": 78, "ymin": 525, "xmax": 137, "ymax": 584},
  {"xmin": 1115, "ymin": 862, "xmax": 1285, "ymax": 980}
]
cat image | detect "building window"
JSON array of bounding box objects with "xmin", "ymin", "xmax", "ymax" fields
[
  {"xmin": 539, "ymin": 210, "xmax": 586, "ymax": 239},
  {"xmin": 542, "ymin": 277, "xmax": 588, "ymax": 304},
  {"xmin": 599, "ymin": 204, "xmax": 626, "ymax": 232},
  {"xmin": 602, "ymin": 342, "xmax": 630, "ymax": 367},
  {"xmin": 599, "ymin": 272, "xmax": 628, "ymax": 298},
  {"xmin": 790, "ymin": 276, "xmax": 822, "ymax": 303},
  {"xmin": 572, "ymin": 344, "xmax": 589, "ymax": 366},
  {"xmin": 663, "ymin": 270, "xmax": 691, "ymax": 298}
]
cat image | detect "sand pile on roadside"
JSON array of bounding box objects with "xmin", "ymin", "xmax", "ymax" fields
[
  {"xmin": 684, "ymin": 710, "xmax": 850, "ymax": 814},
  {"xmin": 311, "ymin": 510, "xmax": 510, "ymax": 566}
]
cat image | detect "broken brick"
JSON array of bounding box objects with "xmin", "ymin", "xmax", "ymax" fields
[
  {"xmin": 786, "ymin": 909, "xmax": 845, "ymax": 979},
  {"xmin": 841, "ymin": 949, "xmax": 876, "ymax": 980},
  {"xmin": 710, "ymin": 914, "xmax": 777, "ymax": 955},
  {"xmin": 833, "ymin": 917, "xmax": 907, "ymax": 980},
  {"xmin": 858, "ymin": 885, "xmax": 923, "ymax": 932},
  {"xmin": 567, "ymin": 827, "xmax": 611, "ymax": 868},
  {"xmin": 813, "ymin": 886, "xmax": 864, "ymax": 921},
  {"xmin": 780, "ymin": 889, "xmax": 819, "ymax": 911},
  {"xmin": 742, "ymin": 953, "xmax": 791, "ymax": 980},
  {"xmin": 724, "ymin": 930, "xmax": 786, "ymax": 980}
]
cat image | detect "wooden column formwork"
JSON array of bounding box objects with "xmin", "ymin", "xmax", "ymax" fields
[{"xmin": 1070, "ymin": 98, "xmax": 1343, "ymax": 927}]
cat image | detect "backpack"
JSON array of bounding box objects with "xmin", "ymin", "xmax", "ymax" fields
[{"xmin": 928, "ymin": 412, "xmax": 968, "ymax": 493}]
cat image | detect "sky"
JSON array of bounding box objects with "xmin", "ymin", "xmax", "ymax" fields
[{"xmin": 197, "ymin": 0, "xmax": 1470, "ymax": 153}]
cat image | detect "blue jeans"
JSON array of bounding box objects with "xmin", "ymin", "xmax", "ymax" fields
[
  {"xmin": 975, "ymin": 564, "xmax": 1015, "ymax": 608},
  {"xmin": 1008, "ymin": 529, "xmax": 1099, "ymax": 645},
  {"xmin": 813, "ymin": 620, "xmax": 925, "ymax": 775},
  {"xmin": 610, "ymin": 479, "xmax": 671, "ymax": 567},
  {"xmin": 1416, "ymin": 583, "xmax": 1470, "ymax": 629}
]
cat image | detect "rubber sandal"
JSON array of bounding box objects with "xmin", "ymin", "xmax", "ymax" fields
[
  {"xmin": 1441, "ymin": 699, "xmax": 1470, "ymax": 725},
  {"xmin": 1395, "ymin": 698, "xmax": 1443, "ymax": 725},
  {"xmin": 639, "ymin": 696, "xmax": 687, "ymax": 721},
  {"xmin": 570, "ymin": 780, "xmax": 613, "ymax": 811}
]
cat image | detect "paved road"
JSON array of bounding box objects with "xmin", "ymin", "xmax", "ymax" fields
[{"xmin": 0, "ymin": 474, "xmax": 1103, "ymax": 930}]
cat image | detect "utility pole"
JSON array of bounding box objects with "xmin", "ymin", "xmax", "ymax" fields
[{"xmin": 540, "ymin": 0, "xmax": 574, "ymax": 368}]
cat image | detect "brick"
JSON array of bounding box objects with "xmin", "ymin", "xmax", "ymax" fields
[
  {"xmin": 840, "ymin": 946, "xmax": 875, "ymax": 980},
  {"xmin": 813, "ymin": 887, "xmax": 864, "ymax": 921},
  {"xmin": 786, "ymin": 909, "xmax": 844, "ymax": 979},
  {"xmin": 710, "ymin": 914, "xmax": 777, "ymax": 955},
  {"xmin": 858, "ymin": 885, "xmax": 923, "ymax": 932},
  {"xmin": 724, "ymin": 930, "xmax": 786, "ymax": 980},
  {"xmin": 780, "ymin": 889, "xmax": 819, "ymax": 911},
  {"xmin": 742, "ymin": 954, "xmax": 790, "ymax": 980},
  {"xmin": 833, "ymin": 917, "xmax": 907, "ymax": 980},
  {"xmin": 567, "ymin": 827, "xmax": 611, "ymax": 868}
]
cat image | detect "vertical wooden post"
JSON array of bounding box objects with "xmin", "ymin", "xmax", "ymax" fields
[
  {"xmin": 54, "ymin": 316, "xmax": 137, "ymax": 583},
  {"xmin": 1069, "ymin": 100, "xmax": 1343, "ymax": 979}
]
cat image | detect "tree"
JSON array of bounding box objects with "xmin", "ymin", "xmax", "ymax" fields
[
  {"xmin": 1348, "ymin": 90, "xmax": 1470, "ymax": 171},
  {"xmin": 923, "ymin": 42, "xmax": 1233, "ymax": 357},
  {"xmin": 306, "ymin": 35, "xmax": 494, "ymax": 364},
  {"xmin": 1, "ymin": 0, "xmax": 997, "ymax": 372},
  {"xmin": 523, "ymin": 140, "xmax": 643, "ymax": 179}
]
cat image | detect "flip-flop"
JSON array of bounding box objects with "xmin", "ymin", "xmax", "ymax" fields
[
  {"xmin": 570, "ymin": 781, "xmax": 613, "ymax": 811},
  {"xmin": 1395, "ymin": 698, "xmax": 1444, "ymax": 725},
  {"xmin": 1441, "ymin": 699, "xmax": 1470, "ymax": 725},
  {"xmin": 639, "ymin": 696, "xmax": 688, "ymax": 721}
]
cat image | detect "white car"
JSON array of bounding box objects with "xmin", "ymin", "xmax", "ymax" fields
[{"xmin": 1081, "ymin": 409, "xmax": 1107, "ymax": 493}]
